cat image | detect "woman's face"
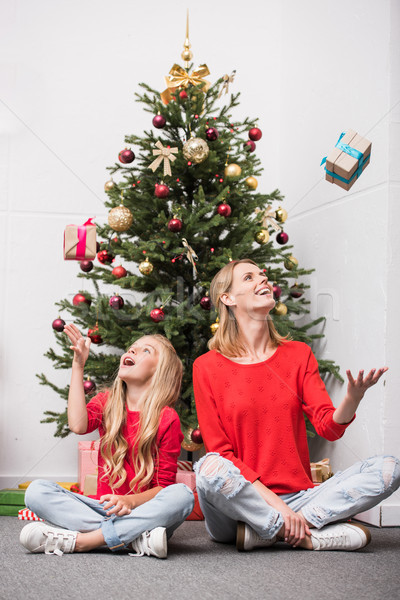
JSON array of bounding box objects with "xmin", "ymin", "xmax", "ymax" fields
[
  {"xmin": 118, "ymin": 336, "xmax": 160, "ymax": 386},
  {"xmin": 220, "ymin": 262, "xmax": 275, "ymax": 317}
]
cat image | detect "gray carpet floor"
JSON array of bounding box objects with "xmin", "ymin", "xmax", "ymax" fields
[{"xmin": 1, "ymin": 517, "xmax": 400, "ymax": 600}]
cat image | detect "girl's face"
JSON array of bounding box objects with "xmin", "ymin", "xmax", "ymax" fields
[
  {"xmin": 221, "ymin": 262, "xmax": 275, "ymax": 316},
  {"xmin": 118, "ymin": 336, "xmax": 160, "ymax": 386}
]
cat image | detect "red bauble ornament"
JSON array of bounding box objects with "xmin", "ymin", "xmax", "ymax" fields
[
  {"xmin": 118, "ymin": 148, "xmax": 135, "ymax": 163},
  {"xmin": 52, "ymin": 318, "xmax": 65, "ymax": 332},
  {"xmin": 97, "ymin": 249, "xmax": 114, "ymax": 264},
  {"xmin": 200, "ymin": 296, "xmax": 211, "ymax": 310},
  {"xmin": 80, "ymin": 260, "xmax": 93, "ymax": 273},
  {"xmin": 88, "ymin": 327, "xmax": 102, "ymax": 344},
  {"xmin": 112, "ymin": 265, "xmax": 127, "ymax": 279},
  {"xmin": 179, "ymin": 90, "xmax": 188, "ymax": 100},
  {"xmin": 168, "ymin": 218, "xmax": 183, "ymax": 233},
  {"xmin": 150, "ymin": 308, "xmax": 165, "ymax": 323},
  {"xmin": 191, "ymin": 428, "xmax": 203, "ymax": 444},
  {"xmin": 276, "ymin": 232, "xmax": 289, "ymax": 245},
  {"xmin": 152, "ymin": 114, "xmax": 166, "ymax": 129},
  {"xmin": 290, "ymin": 284, "xmax": 304, "ymax": 299},
  {"xmin": 217, "ymin": 203, "xmax": 232, "ymax": 218},
  {"xmin": 206, "ymin": 127, "xmax": 219, "ymax": 141},
  {"xmin": 83, "ymin": 379, "xmax": 96, "ymax": 394},
  {"xmin": 109, "ymin": 295, "xmax": 124, "ymax": 310},
  {"xmin": 249, "ymin": 127, "xmax": 262, "ymax": 141},
  {"xmin": 245, "ymin": 140, "xmax": 256, "ymax": 153},
  {"xmin": 273, "ymin": 284, "xmax": 282, "ymax": 300},
  {"xmin": 73, "ymin": 293, "xmax": 91, "ymax": 306},
  {"xmin": 155, "ymin": 183, "xmax": 170, "ymax": 198}
]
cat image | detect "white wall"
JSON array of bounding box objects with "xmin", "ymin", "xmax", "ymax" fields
[{"xmin": 1, "ymin": 0, "xmax": 399, "ymax": 513}]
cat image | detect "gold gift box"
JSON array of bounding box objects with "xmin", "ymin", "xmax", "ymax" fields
[{"xmin": 310, "ymin": 458, "xmax": 333, "ymax": 483}]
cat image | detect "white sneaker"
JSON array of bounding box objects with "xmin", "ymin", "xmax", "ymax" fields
[
  {"xmin": 236, "ymin": 521, "xmax": 277, "ymax": 552},
  {"xmin": 129, "ymin": 527, "xmax": 167, "ymax": 559},
  {"xmin": 311, "ymin": 522, "xmax": 371, "ymax": 551},
  {"xmin": 20, "ymin": 522, "xmax": 77, "ymax": 556}
]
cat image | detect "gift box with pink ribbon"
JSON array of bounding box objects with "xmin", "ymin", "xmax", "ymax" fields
[{"xmin": 63, "ymin": 218, "xmax": 97, "ymax": 260}]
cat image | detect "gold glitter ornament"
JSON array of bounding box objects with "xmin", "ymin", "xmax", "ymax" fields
[
  {"xmin": 224, "ymin": 163, "xmax": 242, "ymax": 179},
  {"xmin": 245, "ymin": 176, "xmax": 258, "ymax": 190},
  {"xmin": 255, "ymin": 229, "xmax": 270, "ymax": 244},
  {"xmin": 284, "ymin": 255, "xmax": 298, "ymax": 271},
  {"xmin": 104, "ymin": 179, "xmax": 116, "ymax": 192},
  {"xmin": 275, "ymin": 207, "xmax": 288, "ymax": 223},
  {"xmin": 108, "ymin": 205, "xmax": 133, "ymax": 232},
  {"xmin": 139, "ymin": 258, "xmax": 154, "ymax": 275},
  {"xmin": 273, "ymin": 301, "xmax": 288, "ymax": 316},
  {"xmin": 181, "ymin": 427, "xmax": 203, "ymax": 452},
  {"xmin": 210, "ymin": 317, "xmax": 220, "ymax": 335},
  {"xmin": 182, "ymin": 137, "xmax": 209, "ymax": 164}
]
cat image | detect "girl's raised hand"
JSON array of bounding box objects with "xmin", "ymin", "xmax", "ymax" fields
[
  {"xmin": 64, "ymin": 323, "xmax": 91, "ymax": 369},
  {"xmin": 346, "ymin": 367, "xmax": 389, "ymax": 402}
]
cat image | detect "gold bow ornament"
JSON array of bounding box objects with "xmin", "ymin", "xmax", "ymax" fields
[
  {"xmin": 149, "ymin": 141, "xmax": 179, "ymax": 177},
  {"xmin": 255, "ymin": 207, "xmax": 282, "ymax": 233},
  {"xmin": 161, "ymin": 63, "xmax": 211, "ymax": 105},
  {"xmin": 182, "ymin": 238, "xmax": 198, "ymax": 274},
  {"xmin": 218, "ymin": 70, "xmax": 236, "ymax": 99},
  {"xmin": 310, "ymin": 458, "xmax": 333, "ymax": 484}
]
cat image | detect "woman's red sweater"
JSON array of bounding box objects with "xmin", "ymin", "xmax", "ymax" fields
[{"xmin": 193, "ymin": 341, "xmax": 353, "ymax": 494}]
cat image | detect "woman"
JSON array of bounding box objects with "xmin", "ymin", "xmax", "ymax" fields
[{"xmin": 193, "ymin": 259, "xmax": 400, "ymax": 551}]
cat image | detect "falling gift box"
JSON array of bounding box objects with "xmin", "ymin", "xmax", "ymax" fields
[
  {"xmin": 321, "ymin": 130, "xmax": 371, "ymax": 191},
  {"xmin": 63, "ymin": 218, "xmax": 97, "ymax": 260},
  {"xmin": 78, "ymin": 440, "xmax": 100, "ymax": 492}
]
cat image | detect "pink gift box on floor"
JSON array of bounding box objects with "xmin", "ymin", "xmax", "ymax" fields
[
  {"xmin": 175, "ymin": 471, "xmax": 196, "ymax": 490},
  {"xmin": 78, "ymin": 441, "xmax": 100, "ymax": 492}
]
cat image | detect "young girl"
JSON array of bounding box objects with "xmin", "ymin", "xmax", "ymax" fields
[
  {"xmin": 20, "ymin": 324, "xmax": 194, "ymax": 557},
  {"xmin": 193, "ymin": 259, "xmax": 400, "ymax": 552}
]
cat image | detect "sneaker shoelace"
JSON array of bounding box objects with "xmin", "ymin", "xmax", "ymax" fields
[
  {"xmin": 315, "ymin": 529, "xmax": 347, "ymax": 550},
  {"xmin": 44, "ymin": 530, "xmax": 76, "ymax": 556},
  {"xmin": 129, "ymin": 531, "xmax": 151, "ymax": 557}
]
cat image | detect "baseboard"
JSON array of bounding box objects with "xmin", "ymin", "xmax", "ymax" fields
[
  {"xmin": 354, "ymin": 501, "xmax": 400, "ymax": 527},
  {"xmin": 0, "ymin": 476, "xmax": 77, "ymax": 490}
]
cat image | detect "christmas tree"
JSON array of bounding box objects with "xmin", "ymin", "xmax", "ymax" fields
[{"xmin": 37, "ymin": 18, "xmax": 342, "ymax": 445}]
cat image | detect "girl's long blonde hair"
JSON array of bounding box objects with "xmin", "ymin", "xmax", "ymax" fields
[
  {"xmin": 208, "ymin": 259, "xmax": 289, "ymax": 357},
  {"xmin": 100, "ymin": 334, "xmax": 183, "ymax": 493}
]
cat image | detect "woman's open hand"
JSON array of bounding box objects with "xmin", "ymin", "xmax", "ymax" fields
[
  {"xmin": 100, "ymin": 494, "xmax": 136, "ymax": 516},
  {"xmin": 64, "ymin": 323, "xmax": 91, "ymax": 369},
  {"xmin": 346, "ymin": 367, "xmax": 388, "ymax": 402}
]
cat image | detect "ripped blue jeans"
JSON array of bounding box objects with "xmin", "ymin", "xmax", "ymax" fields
[{"xmin": 194, "ymin": 453, "xmax": 400, "ymax": 543}]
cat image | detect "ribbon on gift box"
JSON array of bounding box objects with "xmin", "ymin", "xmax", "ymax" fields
[{"xmin": 321, "ymin": 133, "xmax": 371, "ymax": 185}]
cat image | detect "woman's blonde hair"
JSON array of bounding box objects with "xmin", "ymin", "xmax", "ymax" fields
[
  {"xmin": 208, "ymin": 259, "xmax": 289, "ymax": 357},
  {"xmin": 100, "ymin": 334, "xmax": 183, "ymax": 493}
]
